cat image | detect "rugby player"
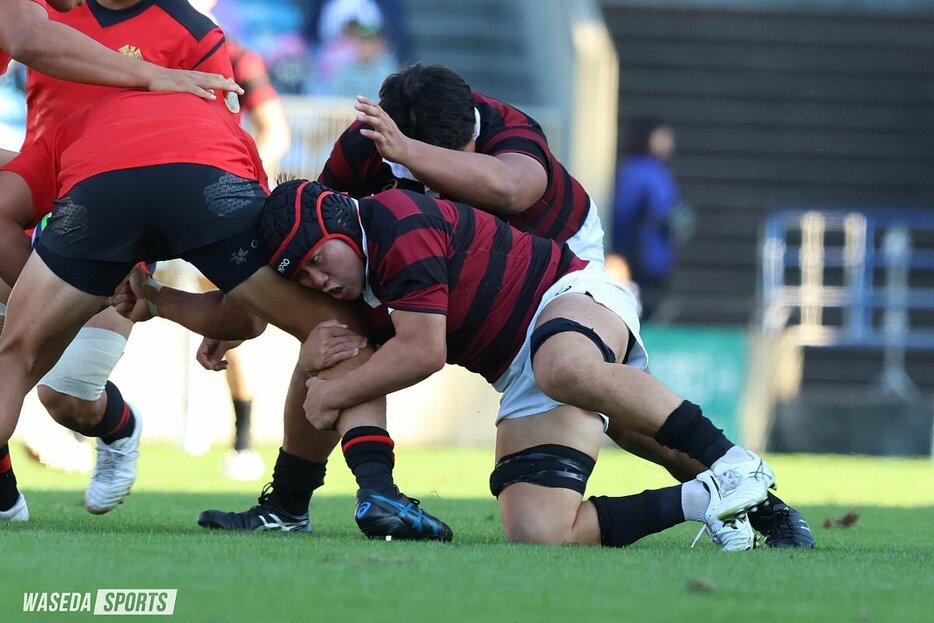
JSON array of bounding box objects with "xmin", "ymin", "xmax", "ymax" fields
[
  {"xmin": 252, "ymin": 179, "xmax": 777, "ymax": 549},
  {"xmin": 200, "ymin": 63, "xmax": 814, "ymax": 548},
  {"xmin": 0, "ymin": 0, "xmax": 242, "ymax": 522}
]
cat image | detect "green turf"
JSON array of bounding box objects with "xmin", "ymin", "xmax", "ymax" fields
[{"xmin": 1, "ymin": 444, "xmax": 932, "ymax": 623}]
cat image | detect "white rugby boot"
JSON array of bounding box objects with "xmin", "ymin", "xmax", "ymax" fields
[
  {"xmin": 690, "ymin": 470, "xmax": 756, "ymax": 552},
  {"xmin": 711, "ymin": 449, "xmax": 776, "ymax": 522},
  {"xmin": 84, "ymin": 415, "xmax": 142, "ymax": 515},
  {"xmin": 0, "ymin": 493, "xmax": 29, "ymax": 522}
]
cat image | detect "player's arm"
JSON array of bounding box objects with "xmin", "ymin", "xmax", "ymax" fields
[
  {"xmin": 0, "ymin": 0, "xmax": 241, "ymax": 100},
  {"xmin": 354, "ymin": 96, "xmax": 547, "ymax": 214},
  {"xmin": 0, "ymin": 149, "xmax": 15, "ymax": 167},
  {"xmin": 113, "ymin": 268, "xmax": 265, "ymax": 340},
  {"xmin": 304, "ymin": 310, "xmax": 446, "ymax": 428}
]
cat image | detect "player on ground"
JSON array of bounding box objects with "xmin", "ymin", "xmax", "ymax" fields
[
  {"xmin": 197, "ymin": 61, "xmax": 609, "ymax": 536},
  {"xmin": 201, "ymin": 63, "xmax": 814, "ymax": 548},
  {"xmin": 0, "ymin": 0, "xmax": 243, "ymax": 522},
  {"xmin": 246, "ymin": 179, "xmax": 777, "ymax": 549}
]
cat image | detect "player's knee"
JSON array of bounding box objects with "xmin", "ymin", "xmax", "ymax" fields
[
  {"xmin": 532, "ymin": 354, "xmax": 593, "ymax": 403},
  {"xmin": 530, "ymin": 318, "xmax": 615, "ymax": 402},
  {"xmin": 502, "ymin": 512, "xmax": 571, "ymax": 545},
  {"xmin": 491, "ymin": 444, "xmax": 595, "ymax": 544},
  {"xmin": 37, "ymin": 385, "xmax": 97, "ymax": 429}
]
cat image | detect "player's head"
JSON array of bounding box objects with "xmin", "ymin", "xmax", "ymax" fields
[
  {"xmin": 625, "ymin": 117, "xmax": 675, "ymax": 160},
  {"xmin": 47, "ymin": 0, "xmax": 85, "ymax": 10},
  {"xmin": 379, "ymin": 63, "xmax": 476, "ymax": 151},
  {"xmin": 259, "ymin": 180, "xmax": 366, "ymax": 300}
]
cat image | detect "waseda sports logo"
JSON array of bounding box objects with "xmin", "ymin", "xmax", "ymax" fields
[{"xmin": 22, "ymin": 589, "xmax": 177, "ymax": 615}]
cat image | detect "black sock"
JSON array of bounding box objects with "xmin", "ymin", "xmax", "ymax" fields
[
  {"xmin": 87, "ymin": 382, "xmax": 136, "ymax": 444},
  {"xmin": 341, "ymin": 426, "xmax": 395, "ymax": 493},
  {"xmin": 654, "ymin": 400, "xmax": 733, "ymax": 467},
  {"xmin": 267, "ymin": 448, "xmax": 327, "ymax": 516},
  {"xmin": 232, "ymin": 399, "xmax": 253, "ymax": 452},
  {"xmin": 0, "ymin": 444, "xmax": 20, "ymax": 511},
  {"xmin": 590, "ymin": 485, "xmax": 685, "ymax": 547}
]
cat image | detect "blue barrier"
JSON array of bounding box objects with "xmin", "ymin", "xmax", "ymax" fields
[{"xmin": 761, "ymin": 208, "xmax": 934, "ymax": 350}]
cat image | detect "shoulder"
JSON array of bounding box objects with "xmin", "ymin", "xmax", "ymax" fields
[{"xmin": 153, "ymin": 0, "xmax": 218, "ymax": 41}]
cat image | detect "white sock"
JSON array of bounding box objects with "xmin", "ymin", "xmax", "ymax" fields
[{"xmin": 681, "ymin": 479, "xmax": 709, "ymax": 522}]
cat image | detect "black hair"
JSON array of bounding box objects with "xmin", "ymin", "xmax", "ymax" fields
[
  {"xmin": 378, "ymin": 63, "xmax": 475, "ymax": 150},
  {"xmin": 625, "ymin": 117, "xmax": 665, "ymax": 155}
]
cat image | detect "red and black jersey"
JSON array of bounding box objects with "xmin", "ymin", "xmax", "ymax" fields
[
  {"xmin": 24, "ymin": 0, "xmax": 234, "ymax": 143},
  {"xmin": 227, "ymin": 38, "xmax": 277, "ymax": 113},
  {"xmin": 358, "ymin": 189, "xmax": 587, "ymax": 382},
  {"xmin": 46, "ymin": 90, "xmax": 266, "ymax": 199},
  {"xmin": 0, "ymin": 0, "xmax": 48, "ymax": 75},
  {"xmin": 320, "ymin": 92, "xmax": 592, "ymax": 245}
]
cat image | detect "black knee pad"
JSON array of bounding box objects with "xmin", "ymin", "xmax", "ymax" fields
[
  {"xmin": 489, "ymin": 444, "xmax": 596, "ymax": 497},
  {"xmin": 530, "ymin": 317, "xmax": 616, "ymax": 365}
]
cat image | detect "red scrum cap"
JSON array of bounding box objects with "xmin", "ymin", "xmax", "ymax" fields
[{"xmin": 260, "ymin": 179, "xmax": 364, "ymax": 279}]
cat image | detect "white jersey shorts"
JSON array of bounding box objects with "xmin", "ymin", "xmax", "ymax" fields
[{"xmin": 492, "ymin": 265, "xmax": 648, "ymax": 425}]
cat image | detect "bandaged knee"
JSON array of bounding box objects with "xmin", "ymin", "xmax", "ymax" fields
[
  {"xmin": 489, "ymin": 444, "xmax": 595, "ymax": 497},
  {"xmin": 38, "ymin": 327, "xmax": 127, "ymax": 401}
]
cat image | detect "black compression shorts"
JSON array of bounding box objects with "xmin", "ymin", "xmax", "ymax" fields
[{"xmin": 35, "ymin": 164, "xmax": 268, "ymax": 295}]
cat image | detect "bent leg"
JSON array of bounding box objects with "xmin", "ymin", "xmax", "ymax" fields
[
  {"xmin": 0, "ymin": 253, "xmax": 106, "ymax": 445},
  {"xmin": 495, "ymin": 406, "xmax": 604, "ymax": 545}
]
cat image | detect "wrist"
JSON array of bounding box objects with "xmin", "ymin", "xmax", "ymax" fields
[{"xmin": 145, "ymin": 276, "xmax": 163, "ymax": 317}]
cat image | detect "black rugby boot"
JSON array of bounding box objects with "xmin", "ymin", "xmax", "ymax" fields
[
  {"xmin": 355, "ymin": 487, "xmax": 453, "ymax": 542},
  {"xmin": 198, "ymin": 484, "xmax": 311, "ymax": 533},
  {"xmin": 750, "ymin": 502, "xmax": 815, "ymax": 548}
]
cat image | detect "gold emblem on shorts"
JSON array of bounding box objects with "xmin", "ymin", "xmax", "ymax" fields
[
  {"xmin": 381, "ymin": 179, "xmax": 399, "ymax": 191},
  {"xmin": 225, "ymin": 91, "xmax": 241, "ymax": 114},
  {"xmin": 117, "ymin": 45, "xmax": 143, "ymax": 60}
]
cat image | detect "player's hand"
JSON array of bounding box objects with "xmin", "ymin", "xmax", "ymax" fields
[
  {"xmin": 112, "ymin": 265, "xmax": 153, "ymax": 322},
  {"xmin": 196, "ymin": 338, "xmax": 243, "ymax": 371},
  {"xmin": 355, "ymin": 95, "xmax": 413, "ymax": 163},
  {"xmin": 304, "ymin": 376, "xmax": 341, "ymax": 430},
  {"xmin": 146, "ymin": 66, "xmax": 244, "ymax": 101},
  {"xmin": 299, "ymin": 320, "xmax": 367, "ymax": 374}
]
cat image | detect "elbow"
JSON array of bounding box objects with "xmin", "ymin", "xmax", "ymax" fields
[
  {"xmin": 6, "ymin": 32, "xmax": 44, "ymax": 64},
  {"xmin": 421, "ymin": 345, "xmax": 447, "ymax": 376},
  {"xmin": 242, "ymin": 317, "xmax": 267, "ymax": 340}
]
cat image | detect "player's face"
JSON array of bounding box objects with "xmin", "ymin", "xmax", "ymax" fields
[
  {"xmin": 294, "ymin": 239, "xmax": 365, "ymax": 301},
  {"xmin": 47, "ymin": 0, "xmax": 85, "ymax": 11}
]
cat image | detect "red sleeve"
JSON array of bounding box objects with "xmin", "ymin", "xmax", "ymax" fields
[
  {"xmin": 233, "ymin": 48, "xmax": 278, "ymax": 111},
  {"xmin": 186, "ymin": 26, "xmax": 234, "ymax": 77}
]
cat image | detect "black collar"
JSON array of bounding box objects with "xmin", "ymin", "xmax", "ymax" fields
[{"xmin": 86, "ymin": 0, "xmax": 159, "ymax": 27}]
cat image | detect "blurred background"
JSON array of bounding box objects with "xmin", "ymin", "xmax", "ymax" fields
[{"xmin": 5, "ymin": 0, "xmax": 933, "ymax": 462}]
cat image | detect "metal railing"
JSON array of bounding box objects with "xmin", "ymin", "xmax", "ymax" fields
[
  {"xmin": 761, "ymin": 209, "xmax": 934, "ymax": 396},
  {"xmin": 762, "ymin": 209, "xmax": 934, "ymax": 350}
]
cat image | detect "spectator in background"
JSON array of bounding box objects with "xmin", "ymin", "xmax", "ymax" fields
[
  {"xmin": 305, "ymin": 0, "xmax": 400, "ymax": 99},
  {"xmin": 191, "ymin": 0, "xmax": 290, "ymax": 180},
  {"xmin": 304, "ymin": 0, "xmax": 410, "ymax": 64},
  {"xmin": 610, "ymin": 118, "xmax": 682, "ymax": 320}
]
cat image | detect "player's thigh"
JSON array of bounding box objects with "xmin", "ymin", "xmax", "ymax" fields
[
  {"xmin": 84, "ymin": 304, "xmax": 134, "ymax": 338},
  {"xmin": 531, "ymin": 293, "xmax": 631, "ymax": 396}
]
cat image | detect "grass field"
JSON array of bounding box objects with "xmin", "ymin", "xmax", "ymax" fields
[{"xmin": 1, "ymin": 443, "xmax": 933, "ymax": 623}]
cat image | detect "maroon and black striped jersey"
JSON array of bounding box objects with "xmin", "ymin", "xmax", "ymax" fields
[
  {"xmin": 358, "ymin": 189, "xmax": 587, "ymax": 382},
  {"xmin": 320, "ymin": 92, "xmax": 592, "ymax": 245}
]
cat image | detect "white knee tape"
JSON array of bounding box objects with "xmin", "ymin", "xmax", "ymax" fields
[{"xmin": 38, "ymin": 328, "xmax": 127, "ymax": 401}]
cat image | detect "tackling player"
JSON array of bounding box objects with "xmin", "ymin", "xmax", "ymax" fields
[
  {"xmin": 241, "ymin": 178, "xmax": 778, "ymax": 549},
  {"xmin": 0, "ymin": 0, "xmax": 242, "ymax": 523},
  {"xmin": 202, "ymin": 63, "xmax": 814, "ymax": 548}
]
